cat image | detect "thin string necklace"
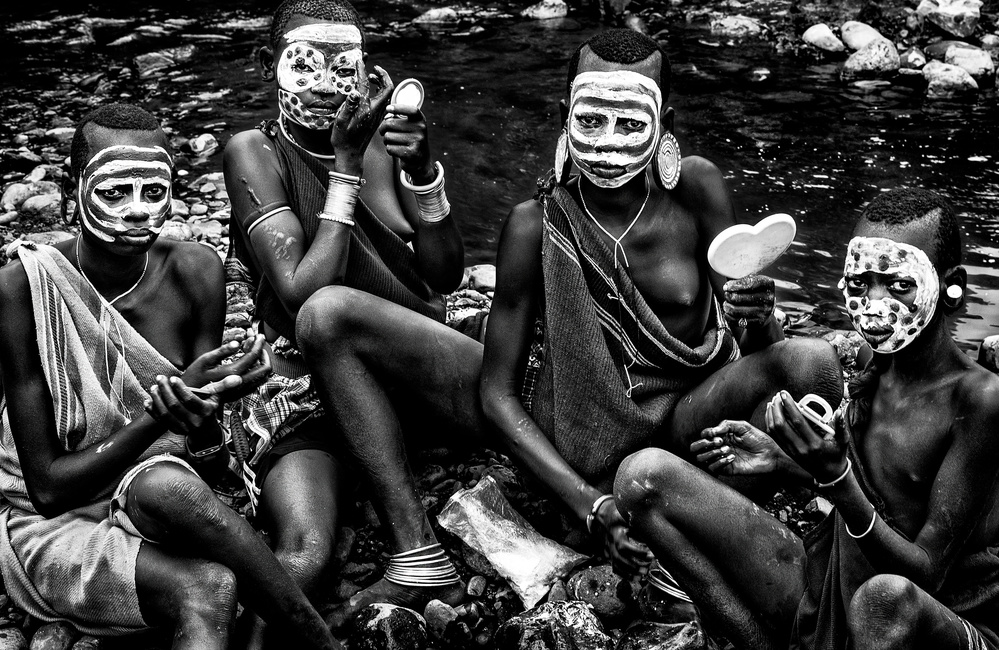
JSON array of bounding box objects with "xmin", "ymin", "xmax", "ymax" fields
[
  {"xmin": 76, "ymin": 235, "xmax": 148, "ymax": 306},
  {"xmin": 279, "ymin": 114, "xmax": 337, "ymax": 161},
  {"xmin": 578, "ymin": 179, "xmax": 651, "ymax": 269}
]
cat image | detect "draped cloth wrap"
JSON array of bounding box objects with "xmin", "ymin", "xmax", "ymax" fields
[
  {"xmin": 227, "ymin": 119, "xmax": 446, "ymax": 344},
  {"xmin": 791, "ymin": 417, "xmax": 999, "ymax": 650},
  {"xmin": 529, "ymin": 178, "xmax": 740, "ymax": 489},
  {"xmin": 0, "ymin": 242, "xmax": 185, "ymax": 635}
]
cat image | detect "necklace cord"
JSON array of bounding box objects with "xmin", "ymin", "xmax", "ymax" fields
[{"xmin": 578, "ymin": 180, "xmax": 651, "ymax": 269}]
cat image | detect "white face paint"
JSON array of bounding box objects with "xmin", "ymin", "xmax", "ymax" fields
[
  {"xmin": 841, "ymin": 236, "xmax": 940, "ymax": 353},
  {"xmin": 566, "ymin": 70, "xmax": 662, "ymax": 189},
  {"xmin": 79, "ymin": 145, "xmax": 173, "ymax": 245},
  {"xmin": 275, "ymin": 23, "xmax": 363, "ymax": 131}
]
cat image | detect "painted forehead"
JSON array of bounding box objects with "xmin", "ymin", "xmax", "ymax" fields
[
  {"xmin": 844, "ymin": 236, "xmax": 934, "ymax": 275},
  {"xmin": 83, "ymin": 144, "xmax": 172, "ymax": 176},
  {"xmin": 570, "ymin": 71, "xmax": 662, "ymax": 106},
  {"xmin": 282, "ymin": 23, "xmax": 362, "ymax": 47}
]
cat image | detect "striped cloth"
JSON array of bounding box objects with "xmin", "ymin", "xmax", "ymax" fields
[
  {"xmin": 0, "ymin": 241, "xmax": 185, "ymax": 635},
  {"xmin": 527, "ymin": 177, "xmax": 740, "ymax": 489}
]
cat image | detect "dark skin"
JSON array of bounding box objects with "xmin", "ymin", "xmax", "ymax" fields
[
  {"xmin": 0, "ymin": 126, "xmax": 340, "ymax": 650},
  {"xmin": 222, "ymin": 12, "xmax": 469, "ymax": 640},
  {"xmin": 481, "ymin": 48, "xmax": 840, "ymax": 577},
  {"xmin": 618, "ymin": 215, "xmax": 999, "ymax": 649}
]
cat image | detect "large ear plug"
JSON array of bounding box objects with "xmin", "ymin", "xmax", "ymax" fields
[
  {"xmin": 946, "ymin": 285, "xmax": 963, "ymax": 300},
  {"xmin": 554, "ymin": 129, "xmax": 572, "ymax": 185},
  {"xmin": 653, "ymin": 131, "xmax": 681, "ymax": 190}
]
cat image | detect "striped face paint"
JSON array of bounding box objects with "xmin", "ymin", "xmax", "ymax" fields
[
  {"xmin": 841, "ymin": 236, "xmax": 939, "ymax": 353},
  {"xmin": 567, "ymin": 70, "xmax": 662, "ymax": 189},
  {"xmin": 79, "ymin": 145, "xmax": 172, "ymax": 244},
  {"xmin": 276, "ymin": 23, "xmax": 364, "ymax": 131}
]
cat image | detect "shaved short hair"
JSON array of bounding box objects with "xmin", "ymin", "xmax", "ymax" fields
[
  {"xmin": 269, "ymin": 0, "xmax": 363, "ymax": 45},
  {"xmin": 861, "ymin": 188, "xmax": 962, "ymax": 270},
  {"xmin": 70, "ymin": 103, "xmax": 163, "ymax": 178},
  {"xmin": 567, "ymin": 29, "xmax": 671, "ymax": 98}
]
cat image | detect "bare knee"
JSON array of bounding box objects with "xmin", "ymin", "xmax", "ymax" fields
[
  {"xmin": 176, "ymin": 562, "xmax": 238, "ymax": 627},
  {"xmin": 129, "ymin": 464, "xmax": 229, "ymax": 535},
  {"xmin": 273, "ymin": 527, "xmax": 334, "ymax": 588},
  {"xmin": 849, "ymin": 574, "xmax": 921, "ymax": 649},
  {"xmin": 614, "ymin": 448, "xmax": 688, "ymax": 524},
  {"xmin": 296, "ymin": 285, "xmax": 368, "ymax": 354}
]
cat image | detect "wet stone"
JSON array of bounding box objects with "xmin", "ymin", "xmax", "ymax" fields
[
  {"xmin": 424, "ymin": 599, "xmax": 458, "ymax": 640},
  {"xmin": 615, "ymin": 620, "xmax": 707, "ymax": 650},
  {"xmin": 709, "ymin": 15, "xmax": 764, "ymax": 39},
  {"xmin": 900, "ymin": 47, "xmax": 928, "ymax": 69},
  {"xmin": 520, "ymin": 0, "xmax": 568, "ymax": 20},
  {"xmin": 916, "ymin": 0, "xmax": 982, "ymax": 38},
  {"xmin": 978, "ymin": 335, "xmax": 999, "ymax": 373},
  {"xmin": 840, "ymin": 37, "xmax": 900, "ymax": 79},
  {"xmin": 0, "ymin": 628, "xmax": 27, "ymax": 650},
  {"xmin": 332, "ymin": 526, "xmax": 356, "ymax": 567},
  {"xmin": 133, "ymin": 45, "xmax": 196, "ymax": 78},
  {"xmin": 345, "ymin": 604, "xmax": 428, "ymax": 650},
  {"xmin": 18, "ymin": 194, "xmax": 61, "ymax": 221},
  {"xmin": 68, "ymin": 636, "xmax": 101, "ymax": 650},
  {"xmin": 840, "ymin": 21, "xmax": 882, "ymax": 51},
  {"xmin": 44, "ymin": 128, "xmax": 76, "ymax": 143},
  {"xmin": 468, "ymin": 575, "xmax": 488, "ymax": 597},
  {"xmin": 414, "ymin": 8, "xmax": 459, "ymax": 24},
  {"xmin": 158, "ymin": 221, "xmax": 194, "ymax": 242},
  {"xmin": 923, "ymin": 60, "xmax": 979, "ymax": 97},
  {"xmin": 189, "ymin": 203, "xmax": 209, "ymax": 216},
  {"xmin": 566, "ymin": 564, "xmax": 630, "ymax": 625},
  {"xmin": 945, "ymin": 45, "xmax": 994, "ymax": 79},
  {"xmin": 28, "ymin": 622, "xmax": 76, "ymax": 650},
  {"xmin": 801, "ymin": 24, "xmax": 844, "ymax": 52},
  {"xmin": 496, "ymin": 600, "xmax": 612, "ymax": 650}
]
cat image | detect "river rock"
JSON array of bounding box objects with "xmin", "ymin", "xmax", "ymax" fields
[
  {"xmin": 521, "ymin": 0, "xmax": 568, "ymax": 20},
  {"xmin": 979, "ymin": 336, "xmax": 999, "ymax": 373},
  {"xmin": 915, "ymin": 0, "xmax": 982, "ymax": 38},
  {"xmin": 0, "ymin": 628, "xmax": 27, "ymax": 650},
  {"xmin": 29, "ymin": 622, "xmax": 76, "ymax": 650},
  {"xmin": 616, "ymin": 621, "xmax": 707, "ymax": 650},
  {"xmin": 945, "ymin": 45, "xmax": 995, "ymax": 79},
  {"xmin": 566, "ymin": 564, "xmax": 629, "ymax": 625},
  {"xmin": 344, "ymin": 604, "xmax": 427, "ymax": 650},
  {"xmin": 924, "ymin": 39, "xmax": 976, "ymax": 60},
  {"xmin": 413, "ymin": 8, "xmax": 459, "ymax": 24},
  {"xmin": 899, "ymin": 47, "xmax": 928, "ymax": 69},
  {"xmin": 423, "ymin": 599, "xmax": 458, "ymax": 640},
  {"xmin": 802, "ymin": 24, "xmax": 845, "ymax": 52},
  {"xmin": 18, "ymin": 193, "xmax": 61, "ymax": 221},
  {"xmin": 982, "ymin": 34, "xmax": 999, "ymax": 53},
  {"xmin": 840, "ymin": 21, "xmax": 882, "ymax": 51},
  {"xmin": 44, "ymin": 127, "xmax": 76, "ymax": 143},
  {"xmin": 159, "ymin": 221, "xmax": 194, "ymax": 242},
  {"xmin": 709, "ymin": 15, "xmax": 764, "ymax": 39},
  {"xmin": 67, "ymin": 637, "xmax": 100, "ymax": 650},
  {"xmin": 496, "ymin": 600, "xmax": 612, "ymax": 650},
  {"xmin": 1, "ymin": 181, "xmax": 58, "ymax": 211},
  {"xmin": 133, "ymin": 45, "xmax": 196, "ymax": 78},
  {"xmin": 23, "ymin": 231, "xmax": 73, "ymax": 247},
  {"xmin": 821, "ymin": 330, "xmax": 864, "ymax": 366},
  {"xmin": 467, "ymin": 575, "xmax": 487, "ymax": 597},
  {"xmin": 923, "ymin": 60, "xmax": 978, "ymax": 97},
  {"xmin": 841, "ymin": 37, "xmax": 900, "ymax": 79},
  {"xmin": 190, "ymin": 219, "xmax": 224, "ymax": 244},
  {"xmin": 468, "ymin": 263, "xmax": 496, "ymax": 292}
]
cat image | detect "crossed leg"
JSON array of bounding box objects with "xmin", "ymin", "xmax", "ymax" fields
[
  {"xmin": 615, "ymin": 448, "xmax": 806, "ymax": 650},
  {"xmin": 123, "ymin": 461, "xmax": 341, "ymax": 650},
  {"xmin": 296, "ymin": 286, "xmax": 486, "ymax": 620}
]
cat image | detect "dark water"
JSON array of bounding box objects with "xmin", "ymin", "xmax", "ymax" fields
[{"xmin": 3, "ymin": 1, "xmax": 998, "ymax": 352}]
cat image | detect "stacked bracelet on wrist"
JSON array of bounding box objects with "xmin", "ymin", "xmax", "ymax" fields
[
  {"xmin": 585, "ymin": 494, "xmax": 616, "ymax": 534},
  {"xmin": 317, "ymin": 171, "xmax": 365, "ymax": 227},
  {"xmin": 814, "ymin": 457, "xmax": 852, "ymax": 490},
  {"xmin": 400, "ymin": 161, "xmax": 450, "ymax": 223}
]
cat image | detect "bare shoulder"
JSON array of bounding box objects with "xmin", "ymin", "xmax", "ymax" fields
[
  {"xmin": 0, "ymin": 259, "xmax": 30, "ymax": 307},
  {"xmin": 0, "ymin": 259, "xmax": 35, "ymax": 349},
  {"xmin": 224, "ymin": 129, "xmax": 277, "ymax": 166},
  {"xmin": 674, "ymin": 155, "xmax": 734, "ymax": 230},
  {"xmin": 157, "ymin": 239, "xmax": 223, "ymax": 293},
  {"xmin": 955, "ymin": 364, "xmax": 999, "ymax": 436},
  {"xmin": 503, "ymin": 198, "xmax": 545, "ymax": 243}
]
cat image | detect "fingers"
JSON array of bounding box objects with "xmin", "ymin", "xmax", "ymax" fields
[
  {"xmin": 383, "ymin": 104, "xmax": 424, "ymax": 122},
  {"xmin": 195, "ymin": 340, "xmax": 242, "ymax": 369},
  {"xmin": 146, "ymin": 375, "xmax": 215, "ymax": 434},
  {"xmin": 723, "ymin": 275, "xmax": 774, "ymax": 293},
  {"xmin": 335, "ymin": 90, "xmax": 363, "ymax": 130},
  {"xmin": 368, "ymin": 65, "xmax": 394, "ymax": 110},
  {"xmin": 217, "ymin": 333, "xmax": 265, "ymax": 376}
]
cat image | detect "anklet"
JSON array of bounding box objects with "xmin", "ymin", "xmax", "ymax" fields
[
  {"xmin": 845, "ymin": 507, "xmax": 877, "ymax": 539},
  {"xmin": 384, "ymin": 542, "xmax": 461, "ymax": 587}
]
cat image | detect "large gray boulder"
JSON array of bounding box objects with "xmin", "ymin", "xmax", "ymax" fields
[
  {"xmin": 945, "ymin": 44, "xmax": 995, "ymax": 79},
  {"xmin": 923, "ymin": 60, "xmax": 979, "ymax": 97},
  {"xmin": 840, "ymin": 21, "xmax": 883, "ymax": 51},
  {"xmin": 841, "ymin": 37, "xmax": 900, "ymax": 79},
  {"xmin": 915, "ymin": 0, "xmax": 982, "ymax": 38},
  {"xmin": 802, "ymin": 24, "xmax": 845, "ymax": 52},
  {"xmin": 616, "ymin": 621, "xmax": 708, "ymax": 650},
  {"xmin": 344, "ymin": 604, "xmax": 428, "ymax": 650},
  {"xmin": 497, "ymin": 601, "xmax": 612, "ymax": 650}
]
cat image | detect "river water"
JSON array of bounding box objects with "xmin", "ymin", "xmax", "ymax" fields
[{"xmin": 3, "ymin": 0, "xmax": 997, "ymax": 352}]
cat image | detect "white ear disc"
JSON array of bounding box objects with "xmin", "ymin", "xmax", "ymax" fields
[
  {"xmin": 946, "ymin": 285, "xmax": 963, "ymax": 300},
  {"xmin": 391, "ymin": 78, "xmax": 425, "ymax": 109}
]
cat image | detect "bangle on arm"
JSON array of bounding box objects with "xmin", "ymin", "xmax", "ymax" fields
[
  {"xmin": 586, "ymin": 494, "xmax": 616, "ymax": 534},
  {"xmin": 814, "ymin": 457, "xmax": 852, "ymax": 490},
  {"xmin": 845, "ymin": 506, "xmax": 878, "ymax": 539},
  {"xmin": 317, "ymin": 171, "xmax": 364, "ymax": 227},
  {"xmin": 400, "ymin": 161, "xmax": 450, "ymax": 223}
]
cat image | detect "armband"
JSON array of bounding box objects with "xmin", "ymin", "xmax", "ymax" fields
[
  {"xmin": 318, "ymin": 171, "xmax": 364, "ymax": 227},
  {"xmin": 400, "ymin": 161, "xmax": 450, "ymax": 223}
]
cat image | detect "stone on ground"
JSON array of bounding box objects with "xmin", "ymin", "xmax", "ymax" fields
[
  {"xmin": 923, "ymin": 60, "xmax": 979, "ymax": 97},
  {"xmin": 413, "ymin": 8, "xmax": 459, "ymax": 24},
  {"xmin": 521, "ymin": 0, "xmax": 568, "ymax": 20},
  {"xmin": 0, "ymin": 628, "xmax": 26, "ymax": 650},
  {"xmin": 133, "ymin": 45, "xmax": 196, "ymax": 78},
  {"xmin": 899, "ymin": 47, "xmax": 928, "ymax": 69},
  {"xmin": 839, "ymin": 21, "xmax": 882, "ymax": 51},
  {"xmin": 496, "ymin": 600, "xmax": 612, "ymax": 650},
  {"xmin": 344, "ymin": 603, "xmax": 428, "ymax": 650},
  {"xmin": 468, "ymin": 264, "xmax": 496, "ymax": 293},
  {"xmin": 915, "ymin": 0, "xmax": 982, "ymax": 38},
  {"xmin": 801, "ymin": 24, "xmax": 845, "ymax": 52},
  {"xmin": 945, "ymin": 45, "xmax": 995, "ymax": 79},
  {"xmin": 709, "ymin": 15, "xmax": 764, "ymax": 39},
  {"xmin": 28, "ymin": 622, "xmax": 76, "ymax": 650},
  {"xmin": 423, "ymin": 599, "xmax": 458, "ymax": 641},
  {"xmin": 979, "ymin": 335, "xmax": 999, "ymax": 373},
  {"xmin": 615, "ymin": 620, "xmax": 708, "ymax": 650},
  {"xmin": 841, "ymin": 37, "xmax": 900, "ymax": 79},
  {"xmin": 566, "ymin": 564, "xmax": 630, "ymax": 625}
]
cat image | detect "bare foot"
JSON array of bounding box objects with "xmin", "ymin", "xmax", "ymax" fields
[{"xmin": 326, "ymin": 578, "xmax": 466, "ymax": 629}]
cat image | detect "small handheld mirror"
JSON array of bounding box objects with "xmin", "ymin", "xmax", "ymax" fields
[
  {"xmin": 796, "ymin": 393, "xmax": 835, "ymax": 436},
  {"xmin": 391, "ymin": 78, "xmax": 425, "ymax": 110},
  {"xmin": 707, "ymin": 213, "xmax": 797, "ymax": 278}
]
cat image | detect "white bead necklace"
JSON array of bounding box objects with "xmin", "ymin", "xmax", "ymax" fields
[
  {"xmin": 578, "ymin": 179, "xmax": 651, "ymax": 269},
  {"xmin": 76, "ymin": 235, "xmax": 148, "ymax": 305}
]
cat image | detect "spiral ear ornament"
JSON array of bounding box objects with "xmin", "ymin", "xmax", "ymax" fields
[
  {"xmin": 654, "ymin": 131, "xmax": 681, "ymax": 191},
  {"xmin": 554, "ymin": 129, "xmax": 572, "ymax": 185}
]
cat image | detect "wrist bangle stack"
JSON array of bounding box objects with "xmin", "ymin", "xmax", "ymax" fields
[
  {"xmin": 400, "ymin": 161, "xmax": 450, "ymax": 223},
  {"xmin": 814, "ymin": 457, "xmax": 852, "ymax": 490},
  {"xmin": 318, "ymin": 171, "xmax": 364, "ymax": 227},
  {"xmin": 585, "ymin": 494, "xmax": 616, "ymax": 534}
]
